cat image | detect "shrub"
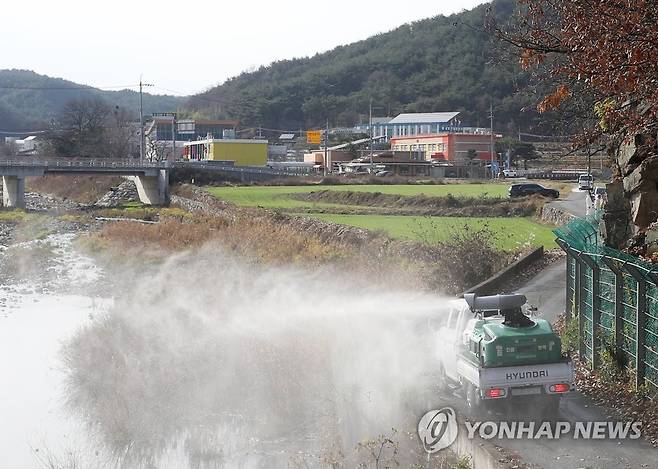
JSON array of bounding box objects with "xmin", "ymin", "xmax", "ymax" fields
[
  {"xmin": 558, "ymin": 314, "xmax": 580, "ymax": 354},
  {"xmin": 428, "ymin": 223, "xmax": 508, "ymax": 293}
]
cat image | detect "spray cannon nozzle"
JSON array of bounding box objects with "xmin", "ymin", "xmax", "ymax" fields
[
  {"xmin": 463, "ymin": 293, "xmax": 534, "ymax": 327},
  {"xmin": 463, "ymin": 293, "xmax": 527, "ymax": 311}
]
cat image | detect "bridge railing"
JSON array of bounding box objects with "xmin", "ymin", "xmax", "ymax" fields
[
  {"xmin": 0, "ymin": 157, "xmax": 310, "ymax": 178},
  {"xmin": 0, "ymin": 158, "xmax": 169, "ymax": 169}
]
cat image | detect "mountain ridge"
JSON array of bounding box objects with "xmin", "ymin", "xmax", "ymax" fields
[
  {"xmin": 0, "ymin": 69, "xmax": 184, "ymax": 132},
  {"xmin": 184, "ymin": 0, "xmax": 538, "ymax": 132}
]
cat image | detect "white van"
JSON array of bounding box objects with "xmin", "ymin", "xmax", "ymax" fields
[{"xmin": 578, "ymin": 174, "xmax": 594, "ymax": 190}]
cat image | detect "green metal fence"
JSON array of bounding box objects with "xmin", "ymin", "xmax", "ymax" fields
[{"xmin": 555, "ymin": 214, "xmax": 658, "ymax": 390}]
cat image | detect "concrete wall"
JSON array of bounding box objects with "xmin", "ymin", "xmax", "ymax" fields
[
  {"xmin": 1, "ymin": 176, "xmax": 25, "ymax": 208},
  {"xmin": 130, "ymin": 170, "xmax": 170, "ymax": 206},
  {"xmin": 540, "ymin": 204, "xmax": 577, "ymax": 226}
]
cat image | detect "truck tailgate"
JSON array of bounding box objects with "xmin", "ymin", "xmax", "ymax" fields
[{"xmin": 480, "ymin": 360, "xmax": 574, "ymax": 388}]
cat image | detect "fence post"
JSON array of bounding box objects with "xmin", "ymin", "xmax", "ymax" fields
[
  {"xmin": 602, "ymin": 257, "xmax": 625, "ymax": 371},
  {"xmin": 555, "ymin": 240, "xmax": 574, "ymax": 318},
  {"xmin": 566, "ymin": 253, "xmax": 573, "ymax": 318},
  {"xmin": 581, "ymin": 253, "xmax": 600, "ymax": 369},
  {"xmin": 624, "ymin": 264, "xmax": 646, "ymax": 390},
  {"xmin": 576, "ymin": 254, "xmax": 587, "ymax": 362}
]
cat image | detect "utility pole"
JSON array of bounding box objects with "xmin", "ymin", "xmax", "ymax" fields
[
  {"xmin": 324, "ymin": 119, "xmax": 329, "ymax": 176},
  {"xmin": 489, "ymin": 100, "xmax": 495, "ymax": 180},
  {"xmin": 369, "ymin": 98, "xmax": 374, "ymax": 169},
  {"xmin": 171, "ymin": 113, "xmax": 177, "ymax": 162},
  {"xmin": 139, "ymin": 76, "xmax": 153, "ymax": 161}
]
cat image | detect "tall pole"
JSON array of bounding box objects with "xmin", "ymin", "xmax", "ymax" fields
[
  {"xmin": 139, "ymin": 78, "xmax": 144, "ymax": 160},
  {"xmin": 489, "ymin": 100, "xmax": 494, "ymax": 179},
  {"xmin": 138, "ymin": 76, "xmax": 153, "ymax": 161},
  {"xmin": 324, "ymin": 119, "xmax": 329, "ymax": 176},
  {"xmin": 171, "ymin": 113, "xmax": 176, "ymax": 162},
  {"xmin": 369, "ymin": 98, "xmax": 373, "ymax": 169}
]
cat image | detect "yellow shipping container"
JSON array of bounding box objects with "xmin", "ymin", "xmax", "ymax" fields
[{"xmin": 209, "ymin": 140, "xmax": 267, "ymax": 166}]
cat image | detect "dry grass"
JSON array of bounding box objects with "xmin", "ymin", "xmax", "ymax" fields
[
  {"xmin": 295, "ymin": 190, "xmax": 546, "ymax": 217},
  {"xmin": 83, "ymin": 184, "xmax": 524, "ymax": 294},
  {"xmin": 85, "ymin": 212, "xmax": 342, "ymax": 268}
]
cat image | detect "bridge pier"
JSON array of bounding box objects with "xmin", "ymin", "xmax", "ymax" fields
[
  {"xmin": 131, "ymin": 170, "xmax": 170, "ymax": 206},
  {"xmin": 2, "ymin": 176, "xmax": 25, "ymax": 209}
]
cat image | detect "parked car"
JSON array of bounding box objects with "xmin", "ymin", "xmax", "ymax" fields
[
  {"xmin": 578, "ymin": 174, "xmax": 594, "ymax": 190},
  {"xmin": 502, "ymin": 169, "xmax": 518, "ymax": 178},
  {"xmin": 509, "ymin": 183, "xmax": 559, "ymax": 198},
  {"xmin": 375, "ymin": 170, "xmax": 393, "ymax": 177}
]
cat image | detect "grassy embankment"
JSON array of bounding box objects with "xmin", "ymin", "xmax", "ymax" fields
[
  {"xmin": 78, "ymin": 184, "xmax": 515, "ymax": 294},
  {"xmin": 206, "ymin": 183, "xmax": 559, "ymax": 250}
]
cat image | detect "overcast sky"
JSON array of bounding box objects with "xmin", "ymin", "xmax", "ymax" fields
[{"xmin": 2, "ymin": 0, "xmax": 489, "ymax": 96}]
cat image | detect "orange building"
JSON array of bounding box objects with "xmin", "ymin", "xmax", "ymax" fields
[{"xmin": 390, "ymin": 132, "xmax": 502, "ymax": 162}]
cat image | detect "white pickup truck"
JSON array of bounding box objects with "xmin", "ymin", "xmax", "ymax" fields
[{"xmin": 435, "ymin": 294, "xmax": 574, "ymax": 415}]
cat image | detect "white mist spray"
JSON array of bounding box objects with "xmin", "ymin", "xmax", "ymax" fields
[{"xmin": 64, "ymin": 243, "xmax": 454, "ymax": 467}]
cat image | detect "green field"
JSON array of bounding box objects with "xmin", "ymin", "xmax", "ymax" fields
[
  {"xmin": 310, "ymin": 214, "xmax": 555, "ymax": 250},
  {"xmin": 205, "ymin": 183, "xmax": 510, "ymax": 209},
  {"xmin": 205, "ymin": 184, "xmax": 556, "ymax": 250}
]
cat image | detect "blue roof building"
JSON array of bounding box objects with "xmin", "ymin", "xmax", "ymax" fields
[{"xmin": 354, "ymin": 112, "xmax": 463, "ymax": 139}]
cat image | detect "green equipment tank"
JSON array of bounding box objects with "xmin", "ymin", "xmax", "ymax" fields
[{"xmin": 462, "ymin": 293, "xmax": 563, "ymax": 367}]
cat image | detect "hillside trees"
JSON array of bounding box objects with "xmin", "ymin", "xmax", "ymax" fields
[
  {"xmin": 185, "ymin": 0, "xmax": 540, "ymax": 132},
  {"xmin": 491, "ymin": 0, "xmax": 658, "ymax": 144},
  {"xmin": 44, "ymin": 97, "xmax": 138, "ymax": 158},
  {"xmin": 496, "ymin": 137, "xmax": 539, "ymax": 169},
  {"xmin": 0, "ymin": 69, "xmax": 183, "ymax": 131}
]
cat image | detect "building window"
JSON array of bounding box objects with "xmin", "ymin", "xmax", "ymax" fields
[{"xmin": 178, "ymin": 122, "xmax": 194, "ymax": 132}]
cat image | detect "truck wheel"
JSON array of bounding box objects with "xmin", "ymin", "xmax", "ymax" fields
[{"xmin": 465, "ymin": 383, "xmax": 483, "ymax": 415}]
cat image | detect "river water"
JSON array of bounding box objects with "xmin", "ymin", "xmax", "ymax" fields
[
  {"xmin": 0, "ymin": 232, "xmax": 446, "ymax": 468},
  {"xmin": 0, "ymin": 232, "xmax": 112, "ymax": 468}
]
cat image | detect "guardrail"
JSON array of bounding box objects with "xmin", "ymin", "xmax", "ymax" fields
[{"xmin": 555, "ymin": 214, "xmax": 658, "ymax": 390}]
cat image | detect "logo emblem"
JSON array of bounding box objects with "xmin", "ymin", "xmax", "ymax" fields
[{"xmin": 418, "ymin": 407, "xmax": 459, "ymax": 453}]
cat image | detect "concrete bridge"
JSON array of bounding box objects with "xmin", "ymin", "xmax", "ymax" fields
[
  {"xmin": 0, "ymin": 158, "xmax": 308, "ymax": 209},
  {"xmin": 0, "ymin": 158, "xmax": 170, "ymax": 208}
]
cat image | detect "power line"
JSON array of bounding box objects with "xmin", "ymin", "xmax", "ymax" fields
[
  {"xmin": 0, "ymin": 84, "xmax": 142, "ymax": 91},
  {"xmin": 0, "ymin": 129, "xmax": 50, "ymax": 134}
]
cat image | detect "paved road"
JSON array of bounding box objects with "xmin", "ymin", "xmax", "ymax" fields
[
  {"xmin": 501, "ymin": 187, "xmax": 656, "ymax": 467},
  {"xmin": 517, "ymin": 189, "xmax": 587, "ymax": 325},
  {"xmin": 518, "ymin": 258, "xmax": 567, "ymax": 325},
  {"xmin": 552, "ymin": 188, "xmax": 589, "ymax": 219}
]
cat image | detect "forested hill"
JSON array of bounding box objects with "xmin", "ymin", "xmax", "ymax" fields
[
  {"xmin": 0, "ymin": 70, "xmax": 184, "ymax": 132},
  {"xmin": 186, "ymin": 0, "xmax": 536, "ymax": 132}
]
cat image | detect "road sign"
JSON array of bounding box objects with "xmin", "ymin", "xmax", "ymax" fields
[{"xmin": 306, "ymin": 130, "xmax": 322, "ymax": 144}]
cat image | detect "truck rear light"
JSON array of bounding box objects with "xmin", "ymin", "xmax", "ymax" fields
[
  {"xmin": 485, "ymin": 388, "xmax": 506, "ymax": 398},
  {"xmin": 549, "ymin": 383, "xmax": 570, "ymax": 393}
]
